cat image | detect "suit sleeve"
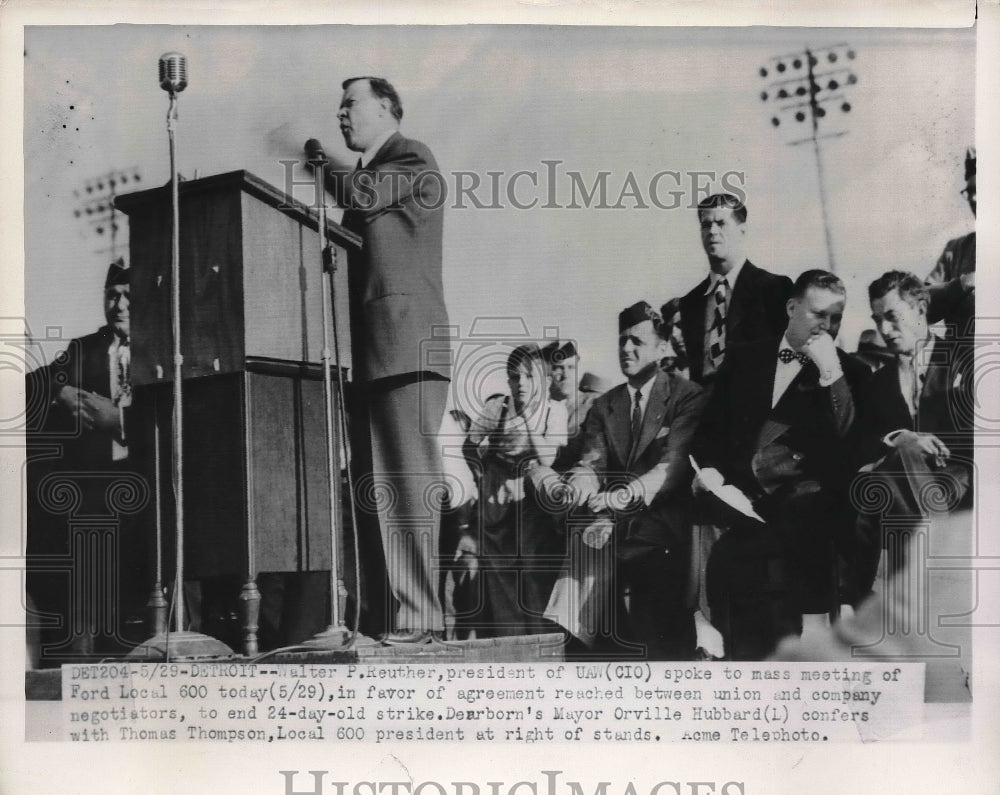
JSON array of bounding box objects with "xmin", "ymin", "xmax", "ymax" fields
[
  {"xmin": 575, "ymin": 399, "xmax": 610, "ymax": 479},
  {"xmin": 326, "ymin": 141, "xmax": 442, "ymax": 223},
  {"xmin": 765, "ymin": 274, "xmax": 794, "ymax": 336},
  {"xmin": 691, "ymin": 355, "xmax": 737, "ymax": 481},
  {"xmin": 851, "ymin": 367, "xmax": 896, "ymax": 468},
  {"xmin": 822, "ymin": 352, "xmax": 866, "ymax": 439}
]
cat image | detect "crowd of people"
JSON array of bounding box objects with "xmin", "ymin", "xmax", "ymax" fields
[
  {"xmin": 23, "ymin": 74, "xmax": 975, "ymax": 665},
  {"xmin": 440, "ymin": 160, "xmax": 975, "ymax": 662}
]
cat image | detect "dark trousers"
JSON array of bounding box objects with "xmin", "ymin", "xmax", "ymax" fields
[
  {"xmin": 618, "ymin": 545, "xmax": 696, "ymax": 661},
  {"xmin": 349, "ymin": 373, "xmax": 449, "ymax": 634},
  {"xmin": 706, "ymin": 485, "xmax": 847, "ymax": 660},
  {"xmin": 854, "ymin": 444, "xmax": 972, "ymax": 596}
]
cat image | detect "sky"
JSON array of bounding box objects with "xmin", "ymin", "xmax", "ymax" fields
[{"xmin": 23, "ymin": 25, "xmax": 975, "ymax": 392}]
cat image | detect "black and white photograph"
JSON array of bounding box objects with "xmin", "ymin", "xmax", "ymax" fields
[{"xmin": 2, "ymin": 2, "xmax": 998, "ymax": 793}]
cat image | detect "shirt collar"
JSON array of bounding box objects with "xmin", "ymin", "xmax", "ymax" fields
[
  {"xmin": 704, "ymin": 259, "xmax": 746, "ymax": 294},
  {"xmin": 359, "ymin": 129, "xmax": 397, "ymax": 168},
  {"xmin": 627, "ymin": 372, "xmax": 658, "ymax": 402}
]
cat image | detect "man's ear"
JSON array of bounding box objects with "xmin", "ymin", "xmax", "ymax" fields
[{"xmin": 786, "ymin": 296, "xmax": 797, "ymax": 318}]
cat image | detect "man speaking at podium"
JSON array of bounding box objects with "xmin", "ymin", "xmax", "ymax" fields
[{"xmin": 310, "ymin": 76, "xmax": 450, "ymax": 644}]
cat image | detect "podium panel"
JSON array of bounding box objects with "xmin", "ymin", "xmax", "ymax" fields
[
  {"xmin": 131, "ymin": 362, "xmax": 346, "ymax": 580},
  {"xmin": 116, "ymin": 170, "xmax": 358, "ymax": 386}
]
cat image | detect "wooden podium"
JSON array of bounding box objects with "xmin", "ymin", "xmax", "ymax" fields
[{"xmin": 116, "ymin": 170, "xmax": 361, "ymax": 654}]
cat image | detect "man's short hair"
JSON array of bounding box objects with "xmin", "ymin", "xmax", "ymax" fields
[
  {"xmin": 790, "ymin": 269, "xmax": 845, "ymax": 300},
  {"xmin": 506, "ymin": 343, "xmax": 550, "ymax": 378},
  {"xmin": 697, "ymin": 193, "xmax": 747, "ymax": 224},
  {"xmin": 342, "ymin": 76, "xmax": 403, "ymax": 121},
  {"xmin": 868, "ymin": 270, "xmax": 929, "ymax": 308}
]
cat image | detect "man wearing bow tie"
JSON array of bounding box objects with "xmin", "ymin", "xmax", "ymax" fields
[
  {"xmin": 317, "ymin": 76, "xmax": 451, "ymax": 644},
  {"xmin": 852, "ymin": 271, "xmax": 973, "ymax": 597},
  {"xmin": 691, "ymin": 270, "xmax": 871, "ymax": 659}
]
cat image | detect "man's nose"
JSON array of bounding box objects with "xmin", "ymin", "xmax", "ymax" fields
[{"xmin": 337, "ymin": 107, "xmax": 347, "ymax": 120}]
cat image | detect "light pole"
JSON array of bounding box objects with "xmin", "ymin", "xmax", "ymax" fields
[
  {"xmin": 73, "ymin": 168, "xmax": 142, "ymax": 259},
  {"xmin": 759, "ymin": 44, "xmax": 858, "ymax": 272}
]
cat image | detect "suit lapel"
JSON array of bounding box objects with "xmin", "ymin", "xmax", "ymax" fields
[
  {"xmin": 682, "ymin": 279, "xmax": 710, "ymax": 379},
  {"xmin": 725, "ymin": 260, "xmax": 753, "ymax": 338},
  {"xmin": 749, "ymin": 339, "xmax": 779, "ymax": 427},
  {"xmin": 629, "ymin": 371, "xmax": 670, "ymax": 467},
  {"xmin": 916, "ymin": 336, "xmax": 949, "ymax": 430},
  {"xmin": 607, "ymin": 385, "xmax": 633, "ymax": 468}
]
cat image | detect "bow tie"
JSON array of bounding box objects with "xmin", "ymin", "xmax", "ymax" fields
[{"xmin": 778, "ymin": 348, "xmax": 810, "ymax": 365}]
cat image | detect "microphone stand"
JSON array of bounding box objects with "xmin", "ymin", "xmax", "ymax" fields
[
  {"xmin": 302, "ymin": 159, "xmax": 361, "ymax": 650},
  {"xmin": 130, "ymin": 71, "xmax": 232, "ymax": 661}
]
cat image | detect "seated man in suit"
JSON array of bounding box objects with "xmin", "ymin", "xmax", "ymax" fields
[
  {"xmin": 25, "ymin": 259, "xmax": 144, "ymax": 664},
  {"xmin": 853, "ymin": 270, "xmax": 973, "ymax": 596},
  {"xmin": 678, "ymin": 193, "xmax": 793, "ymax": 387},
  {"xmin": 554, "ymin": 301, "xmax": 705, "ymax": 660},
  {"xmin": 692, "ymin": 270, "xmax": 871, "ymax": 660}
]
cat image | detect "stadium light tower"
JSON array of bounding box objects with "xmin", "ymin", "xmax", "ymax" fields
[
  {"xmin": 73, "ymin": 167, "xmax": 143, "ymax": 260},
  {"xmin": 759, "ymin": 44, "xmax": 857, "ymax": 272}
]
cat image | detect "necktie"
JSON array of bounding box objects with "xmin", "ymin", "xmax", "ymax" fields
[
  {"xmin": 629, "ymin": 388, "xmax": 643, "ymax": 458},
  {"xmin": 778, "ymin": 348, "xmax": 810, "ymax": 366},
  {"xmin": 708, "ymin": 278, "xmax": 728, "ymax": 368},
  {"xmin": 115, "ymin": 341, "xmax": 132, "ymax": 409},
  {"xmin": 900, "ymin": 357, "xmax": 920, "ymax": 418}
]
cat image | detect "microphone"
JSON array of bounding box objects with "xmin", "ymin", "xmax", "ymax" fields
[
  {"xmin": 304, "ymin": 138, "xmax": 328, "ymax": 163},
  {"xmin": 159, "ymin": 52, "xmax": 188, "ymax": 93}
]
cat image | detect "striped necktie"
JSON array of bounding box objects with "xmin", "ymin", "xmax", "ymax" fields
[{"xmin": 708, "ymin": 277, "xmax": 728, "ymax": 368}]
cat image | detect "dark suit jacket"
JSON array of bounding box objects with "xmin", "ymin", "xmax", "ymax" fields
[
  {"xmin": 26, "ymin": 325, "xmax": 125, "ymax": 469},
  {"xmin": 693, "ymin": 337, "xmax": 871, "ymax": 506},
  {"xmin": 333, "ymin": 131, "xmax": 450, "ymax": 383},
  {"xmin": 576, "ymin": 370, "xmax": 705, "ymax": 552},
  {"xmin": 679, "ymin": 261, "xmax": 793, "ymax": 385},
  {"xmin": 854, "ymin": 336, "xmax": 973, "ymax": 469}
]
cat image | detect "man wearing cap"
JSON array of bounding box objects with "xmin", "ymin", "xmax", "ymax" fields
[
  {"xmin": 544, "ymin": 340, "xmax": 606, "ymax": 472},
  {"xmin": 555, "ymin": 301, "xmax": 705, "ymax": 660},
  {"xmin": 315, "ymin": 76, "xmax": 450, "ymax": 644},
  {"xmin": 678, "ymin": 194, "xmax": 793, "ymax": 386},
  {"xmin": 691, "ymin": 270, "xmax": 871, "ymax": 660},
  {"xmin": 26, "ymin": 259, "xmax": 142, "ymax": 663}
]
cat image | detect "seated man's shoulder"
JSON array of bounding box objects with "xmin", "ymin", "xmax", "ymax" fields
[
  {"xmin": 663, "ymin": 370, "xmax": 703, "ymax": 400},
  {"xmin": 838, "ymin": 348, "xmax": 877, "ymax": 382}
]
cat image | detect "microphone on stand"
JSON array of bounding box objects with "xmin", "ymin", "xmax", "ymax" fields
[
  {"xmin": 304, "ymin": 138, "xmax": 328, "ymax": 164},
  {"xmin": 158, "ymin": 52, "xmax": 188, "ymax": 94}
]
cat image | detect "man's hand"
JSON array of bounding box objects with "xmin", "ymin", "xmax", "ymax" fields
[
  {"xmin": 529, "ymin": 466, "xmax": 572, "ymax": 510},
  {"xmin": 895, "ymin": 430, "xmax": 951, "ymax": 465},
  {"xmin": 581, "ymin": 516, "xmax": 614, "ymax": 550},
  {"xmin": 960, "ymin": 271, "xmax": 975, "ymax": 291},
  {"xmin": 55, "ymin": 386, "xmax": 121, "ymax": 434},
  {"xmin": 692, "ymin": 466, "xmax": 724, "ymax": 496},
  {"xmin": 565, "ymin": 467, "xmax": 600, "ymax": 507},
  {"xmin": 80, "ymin": 392, "xmax": 121, "ymax": 434},
  {"xmin": 801, "ymin": 333, "xmax": 842, "ymax": 379},
  {"xmin": 587, "ymin": 486, "xmax": 636, "ymax": 514}
]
